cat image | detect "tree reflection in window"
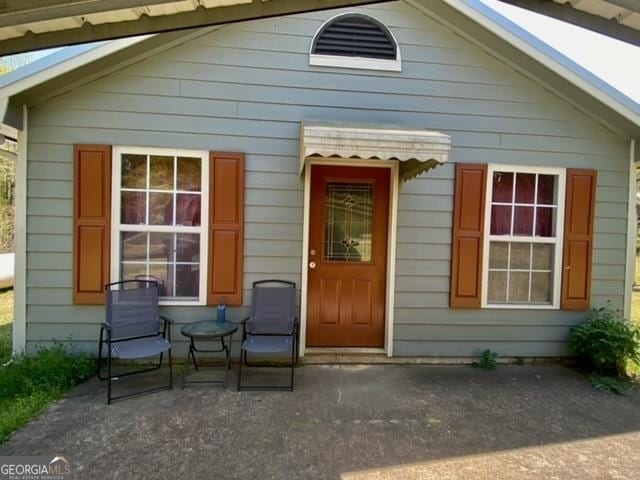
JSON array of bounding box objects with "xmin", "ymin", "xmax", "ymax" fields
[{"xmin": 119, "ymin": 152, "xmax": 203, "ymax": 299}]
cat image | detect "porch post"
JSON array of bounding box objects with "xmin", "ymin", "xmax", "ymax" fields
[
  {"xmin": 12, "ymin": 105, "xmax": 27, "ymax": 354},
  {"xmin": 624, "ymin": 139, "xmax": 637, "ymax": 321}
]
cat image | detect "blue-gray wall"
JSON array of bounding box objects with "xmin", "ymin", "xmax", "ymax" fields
[{"xmin": 24, "ymin": 1, "xmax": 631, "ymax": 357}]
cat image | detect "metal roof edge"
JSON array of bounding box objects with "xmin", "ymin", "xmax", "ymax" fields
[
  {"xmin": 436, "ymin": 0, "xmax": 640, "ymax": 128},
  {"xmin": 0, "ymin": 35, "xmax": 151, "ymax": 101}
]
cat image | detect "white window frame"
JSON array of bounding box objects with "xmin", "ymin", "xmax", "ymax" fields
[
  {"xmin": 111, "ymin": 146, "xmax": 209, "ymax": 306},
  {"xmin": 481, "ymin": 164, "xmax": 566, "ymax": 309},
  {"xmin": 309, "ymin": 12, "xmax": 402, "ymax": 72}
]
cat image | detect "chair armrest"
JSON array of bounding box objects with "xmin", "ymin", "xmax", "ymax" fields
[
  {"xmin": 159, "ymin": 315, "xmax": 174, "ymax": 324},
  {"xmin": 100, "ymin": 322, "xmax": 111, "ymax": 331},
  {"xmin": 235, "ymin": 316, "xmax": 251, "ymax": 324}
]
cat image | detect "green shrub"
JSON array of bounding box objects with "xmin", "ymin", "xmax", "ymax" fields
[
  {"xmin": 472, "ymin": 348, "xmax": 498, "ymax": 370},
  {"xmin": 569, "ymin": 304, "xmax": 640, "ymax": 376}
]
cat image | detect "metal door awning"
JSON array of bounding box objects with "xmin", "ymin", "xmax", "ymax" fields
[{"xmin": 300, "ymin": 121, "xmax": 452, "ymax": 181}]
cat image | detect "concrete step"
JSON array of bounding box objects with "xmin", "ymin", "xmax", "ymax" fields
[
  {"xmin": 302, "ymin": 347, "xmax": 388, "ymax": 364},
  {"xmin": 301, "ymin": 348, "xmax": 565, "ymax": 365}
]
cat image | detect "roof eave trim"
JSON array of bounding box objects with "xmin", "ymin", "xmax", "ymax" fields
[{"xmin": 0, "ymin": 35, "xmax": 152, "ymax": 104}]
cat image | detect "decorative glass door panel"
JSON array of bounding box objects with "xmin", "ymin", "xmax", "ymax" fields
[{"xmin": 324, "ymin": 182, "xmax": 373, "ymax": 262}]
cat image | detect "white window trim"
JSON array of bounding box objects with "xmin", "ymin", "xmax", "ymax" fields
[
  {"xmin": 308, "ymin": 12, "xmax": 402, "ymax": 72},
  {"xmin": 309, "ymin": 54, "xmax": 402, "ymax": 72},
  {"xmin": 481, "ymin": 164, "xmax": 566, "ymax": 310},
  {"xmin": 111, "ymin": 146, "xmax": 209, "ymax": 306}
]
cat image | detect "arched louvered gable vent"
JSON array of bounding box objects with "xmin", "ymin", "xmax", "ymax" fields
[{"xmin": 310, "ymin": 14, "xmax": 401, "ymax": 71}]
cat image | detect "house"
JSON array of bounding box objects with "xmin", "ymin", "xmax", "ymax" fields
[{"xmin": 1, "ymin": 0, "xmax": 639, "ymax": 359}]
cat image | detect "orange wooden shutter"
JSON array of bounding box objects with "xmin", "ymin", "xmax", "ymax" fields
[
  {"xmin": 207, "ymin": 152, "xmax": 245, "ymax": 306},
  {"xmin": 561, "ymin": 169, "xmax": 597, "ymax": 310},
  {"xmin": 450, "ymin": 163, "xmax": 487, "ymax": 308},
  {"xmin": 73, "ymin": 145, "xmax": 112, "ymax": 304}
]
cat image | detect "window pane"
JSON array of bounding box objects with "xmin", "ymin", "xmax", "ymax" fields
[
  {"xmin": 121, "ymin": 263, "xmax": 146, "ymax": 281},
  {"xmin": 515, "ymin": 173, "xmax": 535, "ymax": 203},
  {"xmin": 121, "ymin": 191, "xmax": 146, "ymax": 224},
  {"xmin": 537, "ymin": 174, "xmax": 556, "ymax": 205},
  {"xmin": 532, "ymin": 244, "xmax": 553, "ymax": 270},
  {"xmin": 508, "ymin": 272, "xmax": 529, "ymax": 302},
  {"xmin": 149, "ymin": 155, "xmax": 174, "ymax": 190},
  {"xmin": 487, "ymin": 271, "xmax": 507, "ymax": 303},
  {"xmin": 531, "ymin": 272, "xmax": 552, "ymax": 303},
  {"xmin": 176, "ymin": 234, "xmax": 200, "ymax": 263},
  {"xmin": 489, "ymin": 242, "xmax": 509, "ymax": 269},
  {"xmin": 177, "ymin": 157, "xmax": 201, "ymax": 192},
  {"xmin": 149, "ymin": 192, "xmax": 173, "ymax": 225},
  {"xmin": 121, "ymin": 154, "xmax": 147, "ymax": 189},
  {"xmin": 492, "ymin": 172, "xmax": 513, "ymax": 202},
  {"xmin": 324, "ymin": 183, "xmax": 372, "ymax": 262},
  {"xmin": 535, "ymin": 207, "xmax": 555, "ymax": 237},
  {"xmin": 121, "ymin": 232, "xmax": 147, "ymax": 261},
  {"xmin": 149, "ymin": 233, "xmax": 173, "ymax": 262},
  {"xmin": 148, "ymin": 264, "xmax": 172, "ymax": 297},
  {"xmin": 175, "ymin": 264, "xmax": 199, "ymax": 297},
  {"xmin": 513, "ymin": 206, "xmax": 534, "ymax": 235},
  {"xmin": 510, "ymin": 243, "xmax": 530, "ymax": 269},
  {"xmin": 490, "ymin": 205, "xmax": 512, "ymax": 235},
  {"xmin": 176, "ymin": 194, "xmax": 201, "ymax": 226}
]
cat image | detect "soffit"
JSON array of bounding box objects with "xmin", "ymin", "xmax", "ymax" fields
[{"xmin": 499, "ymin": 0, "xmax": 640, "ymax": 46}]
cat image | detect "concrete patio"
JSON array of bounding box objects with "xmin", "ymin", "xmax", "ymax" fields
[{"xmin": 1, "ymin": 364, "xmax": 640, "ymax": 479}]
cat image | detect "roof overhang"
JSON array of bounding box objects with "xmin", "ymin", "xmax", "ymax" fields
[
  {"xmin": 0, "ymin": 0, "xmax": 387, "ymax": 56},
  {"xmin": 300, "ymin": 122, "xmax": 452, "ymax": 181},
  {"xmin": 498, "ymin": 0, "xmax": 640, "ymax": 47}
]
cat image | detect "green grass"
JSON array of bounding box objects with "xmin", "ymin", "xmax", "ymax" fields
[
  {"xmin": 0, "ymin": 289, "xmax": 96, "ymax": 443},
  {"xmin": 0, "ymin": 289, "xmax": 13, "ymax": 365},
  {"xmin": 0, "ymin": 343, "xmax": 96, "ymax": 442}
]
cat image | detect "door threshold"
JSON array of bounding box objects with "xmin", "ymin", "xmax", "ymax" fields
[
  {"xmin": 303, "ymin": 347, "xmax": 388, "ymax": 364},
  {"xmin": 305, "ymin": 347, "xmax": 386, "ymax": 354}
]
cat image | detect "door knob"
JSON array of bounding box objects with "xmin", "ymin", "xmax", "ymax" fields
[{"xmin": 309, "ymin": 261, "xmax": 316, "ymax": 269}]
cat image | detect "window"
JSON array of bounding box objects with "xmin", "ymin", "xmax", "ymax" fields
[
  {"xmin": 482, "ymin": 166, "xmax": 565, "ymax": 308},
  {"xmin": 111, "ymin": 147, "xmax": 209, "ymax": 305},
  {"xmin": 309, "ymin": 13, "xmax": 401, "ymax": 71}
]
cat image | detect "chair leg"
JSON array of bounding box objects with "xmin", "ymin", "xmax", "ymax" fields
[
  {"xmin": 168, "ymin": 348, "xmax": 173, "ymax": 390},
  {"xmin": 290, "ymin": 345, "xmax": 295, "ymax": 391},
  {"xmin": 107, "ymin": 346, "xmax": 112, "ymax": 405},
  {"xmin": 236, "ymin": 349, "xmax": 244, "ymax": 391}
]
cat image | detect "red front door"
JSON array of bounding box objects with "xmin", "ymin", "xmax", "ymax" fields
[{"xmin": 306, "ymin": 165, "xmax": 390, "ymax": 347}]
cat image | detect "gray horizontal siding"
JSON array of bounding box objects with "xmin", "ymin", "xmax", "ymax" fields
[
  {"xmin": 393, "ymin": 307, "xmax": 587, "ymax": 325},
  {"xmin": 394, "ymin": 341, "xmax": 569, "ymax": 357},
  {"xmin": 24, "ymin": 2, "xmax": 631, "ymax": 357}
]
